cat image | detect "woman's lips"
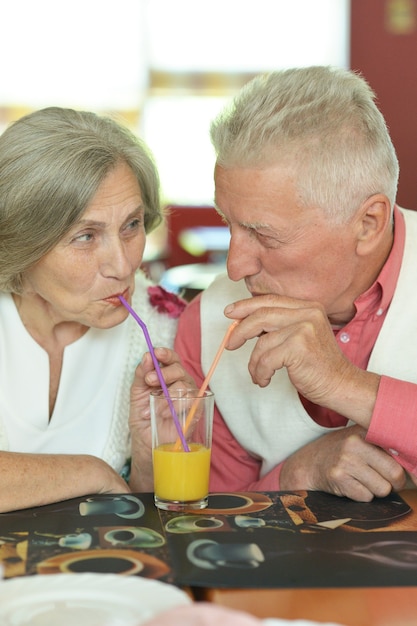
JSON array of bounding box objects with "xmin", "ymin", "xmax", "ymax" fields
[{"xmin": 103, "ymin": 288, "xmax": 129, "ymax": 306}]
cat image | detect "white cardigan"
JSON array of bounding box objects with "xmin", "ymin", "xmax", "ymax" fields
[{"xmin": 0, "ymin": 271, "xmax": 179, "ymax": 473}]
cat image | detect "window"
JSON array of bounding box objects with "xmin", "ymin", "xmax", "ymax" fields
[{"xmin": 0, "ymin": 0, "xmax": 349, "ymax": 205}]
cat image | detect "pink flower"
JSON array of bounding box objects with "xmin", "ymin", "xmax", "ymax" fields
[{"xmin": 147, "ymin": 285, "xmax": 187, "ymax": 319}]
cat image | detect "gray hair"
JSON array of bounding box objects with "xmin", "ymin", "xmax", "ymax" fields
[
  {"xmin": 210, "ymin": 66, "xmax": 399, "ymax": 223},
  {"xmin": 0, "ymin": 106, "xmax": 162, "ymax": 293}
]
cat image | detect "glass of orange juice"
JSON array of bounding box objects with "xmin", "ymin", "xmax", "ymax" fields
[{"xmin": 150, "ymin": 388, "xmax": 214, "ymax": 511}]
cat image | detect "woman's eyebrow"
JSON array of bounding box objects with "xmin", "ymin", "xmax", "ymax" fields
[{"xmin": 75, "ymin": 206, "xmax": 145, "ymax": 227}]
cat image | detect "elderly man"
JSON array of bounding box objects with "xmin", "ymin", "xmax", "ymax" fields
[{"xmin": 171, "ymin": 66, "xmax": 416, "ymax": 502}]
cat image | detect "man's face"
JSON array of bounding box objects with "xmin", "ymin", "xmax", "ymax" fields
[{"xmin": 214, "ymin": 163, "xmax": 363, "ymax": 323}]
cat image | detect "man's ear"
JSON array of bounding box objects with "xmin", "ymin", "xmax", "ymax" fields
[{"xmin": 355, "ymin": 194, "xmax": 393, "ymax": 256}]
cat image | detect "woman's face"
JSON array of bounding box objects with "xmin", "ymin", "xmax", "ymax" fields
[{"xmin": 22, "ymin": 161, "xmax": 146, "ymax": 329}]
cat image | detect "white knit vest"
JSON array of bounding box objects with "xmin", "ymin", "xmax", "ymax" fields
[{"xmin": 201, "ymin": 208, "xmax": 417, "ymax": 477}]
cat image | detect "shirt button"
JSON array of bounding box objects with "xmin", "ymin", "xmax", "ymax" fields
[
  {"xmin": 376, "ymin": 308, "xmax": 384, "ymax": 316},
  {"xmin": 389, "ymin": 448, "xmax": 399, "ymax": 456},
  {"xmin": 340, "ymin": 332, "xmax": 350, "ymax": 344}
]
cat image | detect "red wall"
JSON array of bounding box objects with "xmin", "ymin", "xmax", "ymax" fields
[
  {"xmin": 350, "ymin": 0, "xmax": 417, "ymax": 209},
  {"xmin": 164, "ymin": 205, "xmax": 225, "ymax": 267}
]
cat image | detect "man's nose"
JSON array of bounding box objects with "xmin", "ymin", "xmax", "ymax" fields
[{"xmin": 226, "ymin": 233, "xmax": 258, "ymax": 282}]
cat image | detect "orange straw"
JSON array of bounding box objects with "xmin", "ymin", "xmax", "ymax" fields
[{"xmin": 174, "ymin": 320, "xmax": 240, "ymax": 449}]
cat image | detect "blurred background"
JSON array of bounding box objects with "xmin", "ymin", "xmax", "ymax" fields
[{"xmin": 1, "ymin": 0, "xmax": 415, "ymax": 293}]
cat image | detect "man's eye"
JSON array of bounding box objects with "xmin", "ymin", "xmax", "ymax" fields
[
  {"xmin": 257, "ymin": 232, "xmax": 272, "ymax": 240},
  {"xmin": 257, "ymin": 231, "xmax": 282, "ymax": 247}
]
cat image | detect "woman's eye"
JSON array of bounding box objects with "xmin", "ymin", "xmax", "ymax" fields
[
  {"xmin": 72, "ymin": 232, "xmax": 93, "ymax": 243},
  {"xmin": 124, "ymin": 218, "xmax": 142, "ymax": 232}
]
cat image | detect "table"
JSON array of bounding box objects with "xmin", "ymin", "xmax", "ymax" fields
[
  {"xmin": 199, "ymin": 490, "xmax": 417, "ymax": 626},
  {"xmin": 1, "ymin": 489, "xmax": 417, "ymax": 626}
]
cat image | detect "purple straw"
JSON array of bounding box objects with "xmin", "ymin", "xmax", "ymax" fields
[{"xmin": 118, "ymin": 295, "xmax": 190, "ymax": 452}]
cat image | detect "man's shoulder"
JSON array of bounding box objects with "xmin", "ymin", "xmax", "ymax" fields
[
  {"xmin": 202, "ymin": 273, "xmax": 248, "ymax": 302},
  {"xmin": 398, "ymin": 206, "xmax": 417, "ymax": 223}
]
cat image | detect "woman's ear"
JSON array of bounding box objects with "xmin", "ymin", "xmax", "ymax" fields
[{"xmin": 355, "ymin": 194, "xmax": 393, "ymax": 256}]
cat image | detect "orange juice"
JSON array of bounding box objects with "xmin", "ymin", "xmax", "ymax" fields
[{"xmin": 153, "ymin": 442, "xmax": 211, "ymax": 502}]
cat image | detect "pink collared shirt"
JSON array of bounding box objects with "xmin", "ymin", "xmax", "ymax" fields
[
  {"xmin": 175, "ymin": 206, "xmax": 417, "ymax": 491},
  {"xmin": 301, "ymin": 205, "xmax": 404, "ymax": 428}
]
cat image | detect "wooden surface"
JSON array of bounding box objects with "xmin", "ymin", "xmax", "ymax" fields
[{"xmin": 200, "ymin": 490, "xmax": 417, "ymax": 626}]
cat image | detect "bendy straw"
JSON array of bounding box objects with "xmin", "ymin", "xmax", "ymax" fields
[
  {"xmin": 118, "ymin": 295, "xmax": 190, "ymax": 452},
  {"xmin": 174, "ymin": 319, "xmax": 240, "ymax": 449}
]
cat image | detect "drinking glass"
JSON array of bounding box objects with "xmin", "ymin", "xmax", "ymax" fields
[{"xmin": 150, "ymin": 388, "xmax": 214, "ymax": 511}]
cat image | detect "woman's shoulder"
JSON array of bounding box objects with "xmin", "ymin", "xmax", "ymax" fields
[
  {"xmin": 133, "ymin": 271, "xmax": 186, "ymax": 320},
  {"xmin": 131, "ymin": 271, "xmax": 187, "ymax": 348}
]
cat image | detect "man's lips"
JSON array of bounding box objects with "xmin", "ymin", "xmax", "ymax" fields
[
  {"xmin": 247, "ymin": 289, "xmax": 266, "ymax": 297},
  {"xmin": 244, "ymin": 280, "xmax": 264, "ymax": 297},
  {"xmin": 103, "ymin": 288, "xmax": 129, "ymax": 306}
]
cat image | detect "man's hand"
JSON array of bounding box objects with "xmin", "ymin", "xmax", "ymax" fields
[
  {"xmin": 225, "ymin": 294, "xmax": 380, "ymax": 428},
  {"xmin": 279, "ymin": 425, "xmax": 406, "ymax": 501}
]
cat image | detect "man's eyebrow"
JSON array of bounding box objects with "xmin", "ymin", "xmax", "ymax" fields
[
  {"xmin": 240, "ymin": 220, "xmax": 272, "ymax": 230},
  {"xmin": 214, "ymin": 203, "xmax": 226, "ymax": 218},
  {"xmin": 213, "ymin": 207, "xmax": 274, "ymax": 232}
]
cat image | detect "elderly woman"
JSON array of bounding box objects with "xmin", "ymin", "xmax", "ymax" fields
[{"xmin": 0, "ymin": 107, "xmax": 191, "ymax": 512}]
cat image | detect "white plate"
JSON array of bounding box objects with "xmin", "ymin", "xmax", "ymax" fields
[
  {"xmin": 264, "ymin": 620, "xmax": 345, "ymax": 626},
  {"xmin": 0, "ymin": 573, "xmax": 191, "ymax": 625}
]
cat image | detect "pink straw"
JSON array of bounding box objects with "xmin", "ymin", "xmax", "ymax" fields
[
  {"xmin": 118, "ymin": 295, "xmax": 190, "ymax": 452},
  {"xmin": 174, "ymin": 320, "xmax": 240, "ymax": 449}
]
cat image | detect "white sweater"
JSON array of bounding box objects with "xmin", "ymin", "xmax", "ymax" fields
[{"xmin": 0, "ymin": 271, "xmax": 179, "ymax": 473}]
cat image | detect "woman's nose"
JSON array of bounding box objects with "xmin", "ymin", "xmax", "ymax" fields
[{"xmin": 101, "ymin": 239, "xmax": 133, "ymax": 279}]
